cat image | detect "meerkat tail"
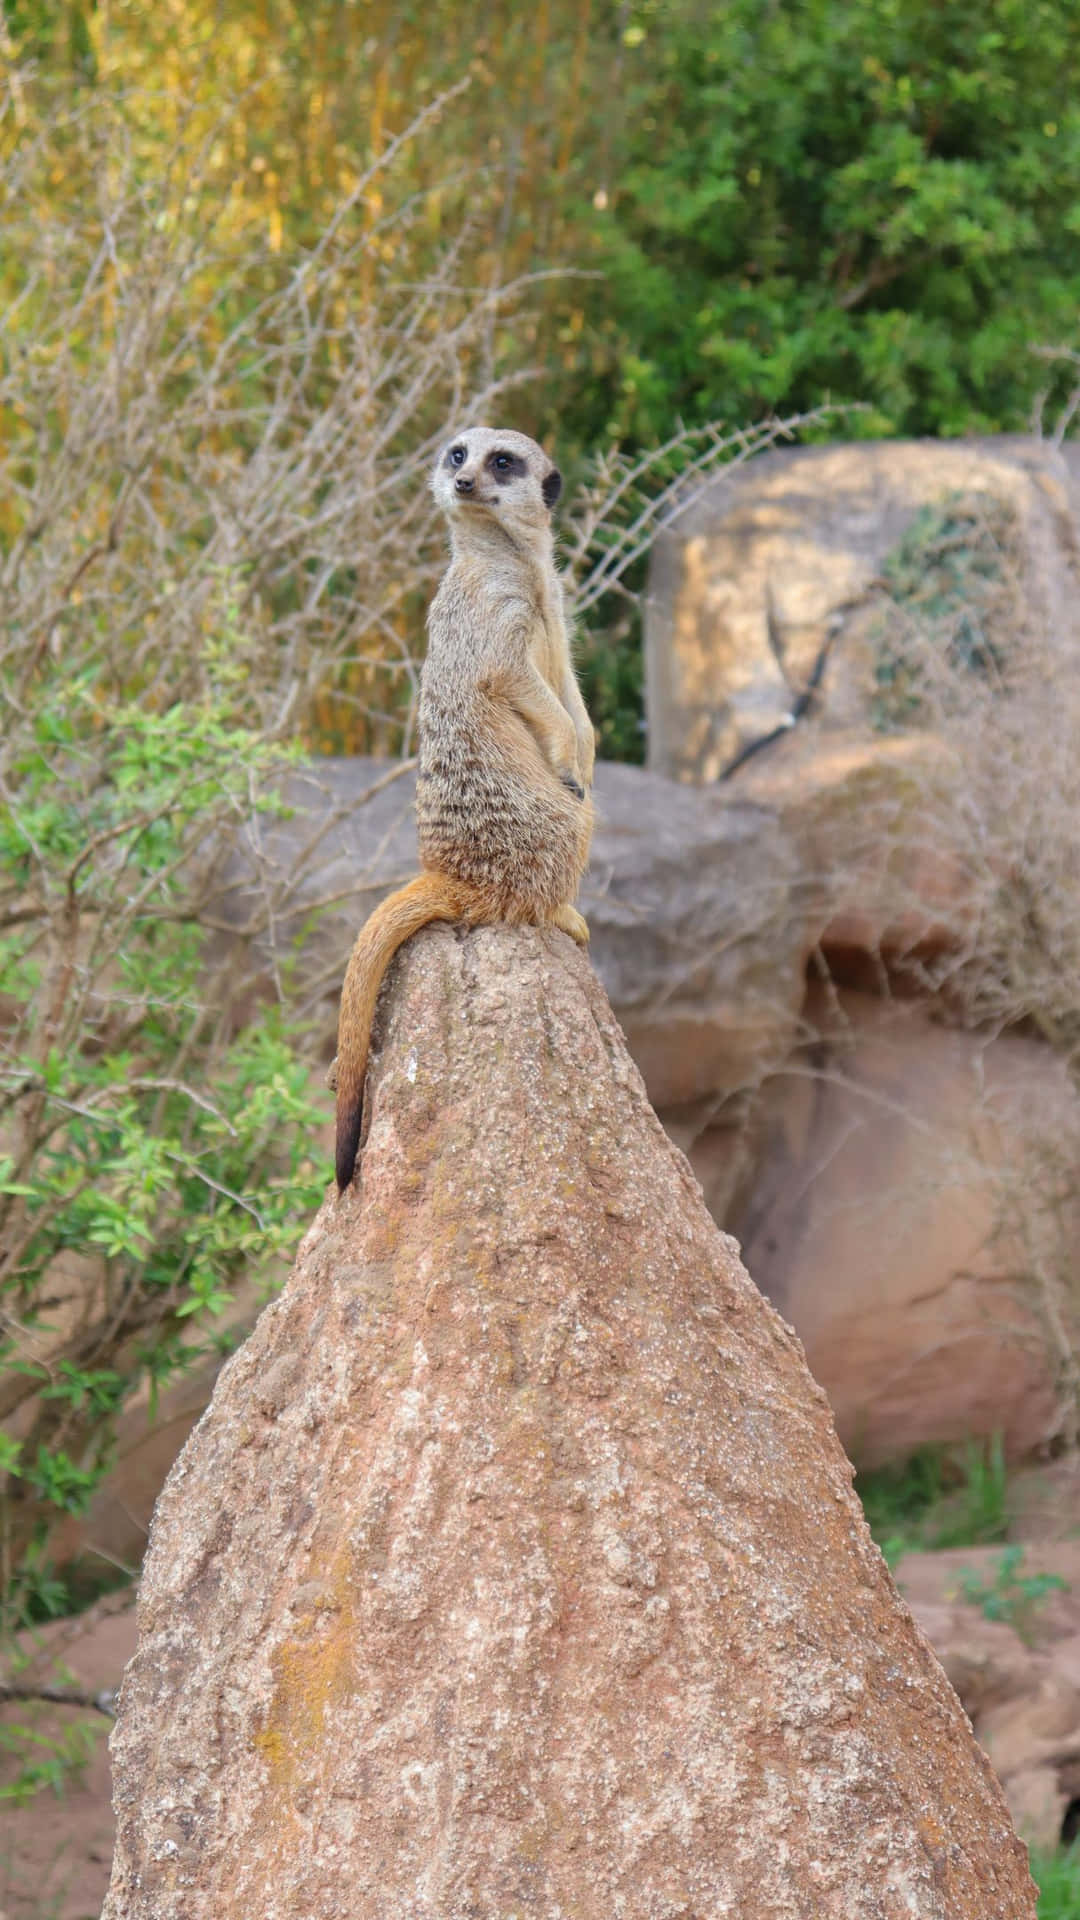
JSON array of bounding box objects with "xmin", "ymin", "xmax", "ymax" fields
[{"xmin": 334, "ymin": 871, "xmax": 481, "ymax": 1192}]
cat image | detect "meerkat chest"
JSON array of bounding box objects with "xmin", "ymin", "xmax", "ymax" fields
[{"xmin": 428, "ymin": 561, "xmax": 565, "ymax": 695}]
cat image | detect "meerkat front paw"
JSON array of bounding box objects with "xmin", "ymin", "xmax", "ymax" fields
[
  {"xmin": 559, "ymin": 769, "xmax": 586, "ymax": 800},
  {"xmin": 553, "ymin": 904, "xmax": 589, "ymax": 945}
]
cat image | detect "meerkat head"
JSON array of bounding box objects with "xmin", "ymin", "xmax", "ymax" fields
[{"xmin": 431, "ymin": 426, "xmax": 562, "ymax": 542}]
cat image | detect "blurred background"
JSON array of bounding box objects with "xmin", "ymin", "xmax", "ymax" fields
[
  {"xmin": 4, "ymin": 0, "xmax": 1080, "ymax": 755},
  {"xmin": 3, "ymin": 6, "xmax": 1080, "ymax": 1912}
]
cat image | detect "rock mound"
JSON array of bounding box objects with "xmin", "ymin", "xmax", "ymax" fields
[
  {"xmin": 103, "ymin": 928, "xmax": 1034, "ymax": 1918},
  {"xmin": 738, "ymin": 987, "xmax": 1079, "ymax": 1466}
]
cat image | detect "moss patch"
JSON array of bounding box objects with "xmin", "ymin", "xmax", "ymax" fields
[{"xmin": 870, "ymin": 490, "xmax": 1020, "ymax": 731}]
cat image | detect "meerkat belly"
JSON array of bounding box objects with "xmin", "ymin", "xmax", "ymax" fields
[{"xmin": 416, "ymin": 690, "xmax": 589, "ymax": 913}]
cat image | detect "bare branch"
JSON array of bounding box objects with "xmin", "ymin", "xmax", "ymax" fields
[{"xmin": 0, "ymin": 1682, "xmax": 117, "ymax": 1716}]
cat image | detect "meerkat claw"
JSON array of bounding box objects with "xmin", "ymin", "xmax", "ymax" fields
[{"xmin": 553, "ymin": 905, "xmax": 590, "ymax": 946}]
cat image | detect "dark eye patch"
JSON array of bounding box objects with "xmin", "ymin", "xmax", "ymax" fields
[
  {"xmin": 541, "ymin": 467, "xmax": 562, "ymax": 509},
  {"xmin": 488, "ymin": 450, "xmax": 527, "ymax": 484},
  {"xmin": 446, "ymin": 445, "xmax": 467, "ymax": 468}
]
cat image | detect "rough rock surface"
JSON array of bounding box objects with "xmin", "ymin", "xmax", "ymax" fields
[
  {"xmin": 645, "ymin": 435, "xmax": 1080, "ymax": 779},
  {"xmin": 735, "ymin": 988, "xmax": 1078, "ymax": 1465},
  {"xmin": 103, "ymin": 928, "xmax": 1034, "ymax": 1919}
]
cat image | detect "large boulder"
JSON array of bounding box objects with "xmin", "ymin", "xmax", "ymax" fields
[
  {"xmin": 732, "ymin": 988, "xmax": 1080, "ymax": 1466},
  {"xmin": 733, "ymin": 730, "xmax": 978, "ymax": 992},
  {"xmin": 645, "ymin": 435, "xmax": 1080, "ymax": 780},
  {"xmin": 103, "ymin": 927, "xmax": 1034, "ymax": 1919}
]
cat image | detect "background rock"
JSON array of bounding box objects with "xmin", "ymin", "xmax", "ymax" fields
[
  {"xmin": 645, "ymin": 435, "xmax": 1080, "ymax": 779},
  {"xmin": 731, "ymin": 987, "xmax": 1080, "ymax": 1466},
  {"xmin": 103, "ymin": 927, "xmax": 1034, "ymax": 1920},
  {"xmin": 734, "ymin": 731, "xmax": 977, "ymax": 993},
  {"xmin": 214, "ymin": 758, "xmax": 809, "ymax": 1110}
]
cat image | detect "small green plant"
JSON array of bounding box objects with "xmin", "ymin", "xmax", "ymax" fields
[
  {"xmin": 1032, "ymin": 1842, "xmax": 1080, "ymax": 1918},
  {"xmin": 870, "ymin": 491, "xmax": 1018, "ymax": 732},
  {"xmin": 0, "ymin": 1629, "xmax": 107, "ymax": 1808},
  {"xmin": 931, "ymin": 1434, "xmax": 1010, "ymax": 1550},
  {"xmin": 0, "ymin": 669, "xmax": 328, "ymax": 1638},
  {"xmin": 958, "ymin": 1546, "xmax": 1068, "ymax": 1645},
  {"xmin": 857, "ymin": 1434, "xmax": 1011, "ymax": 1567},
  {"xmin": 0, "ymin": 1710, "xmax": 98, "ymax": 1805},
  {"xmin": 856, "ymin": 1446, "xmax": 947, "ymax": 1567}
]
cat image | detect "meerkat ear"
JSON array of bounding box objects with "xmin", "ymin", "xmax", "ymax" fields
[{"xmin": 541, "ymin": 467, "xmax": 562, "ymax": 510}]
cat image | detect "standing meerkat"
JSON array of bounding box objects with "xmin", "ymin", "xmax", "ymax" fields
[{"xmin": 333, "ymin": 425, "xmax": 595, "ymax": 1191}]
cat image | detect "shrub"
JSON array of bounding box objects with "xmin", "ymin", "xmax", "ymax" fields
[
  {"xmin": 577, "ymin": 0, "xmax": 1080, "ymax": 446},
  {"xmin": 959, "ymin": 1546, "xmax": 1068, "ymax": 1644},
  {"xmin": 1032, "ymin": 1843, "xmax": 1080, "ymax": 1918},
  {"xmin": 857, "ymin": 1436, "xmax": 1010, "ymax": 1568},
  {"xmin": 0, "ymin": 672, "xmax": 329, "ymax": 1615}
]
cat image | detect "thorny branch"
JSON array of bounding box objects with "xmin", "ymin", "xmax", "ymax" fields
[{"xmin": 563, "ymin": 407, "xmax": 848, "ymax": 618}]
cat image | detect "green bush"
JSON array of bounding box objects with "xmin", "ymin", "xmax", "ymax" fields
[
  {"xmin": 0, "ymin": 672, "xmax": 326, "ymax": 1628},
  {"xmin": 576, "ymin": 0, "xmax": 1080, "ymax": 447},
  {"xmin": 1033, "ymin": 1844, "xmax": 1080, "ymax": 1918},
  {"xmin": 857, "ymin": 1435, "xmax": 1010, "ymax": 1566},
  {"xmin": 959, "ymin": 1545, "xmax": 1068, "ymax": 1643}
]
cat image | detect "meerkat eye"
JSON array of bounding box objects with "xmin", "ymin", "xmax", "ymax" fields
[
  {"xmin": 449, "ymin": 446, "xmax": 466, "ymax": 467},
  {"xmin": 493, "ymin": 452, "xmax": 512, "ymax": 471}
]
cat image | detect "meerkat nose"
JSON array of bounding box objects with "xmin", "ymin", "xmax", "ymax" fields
[{"xmin": 454, "ymin": 474, "xmax": 475, "ymax": 495}]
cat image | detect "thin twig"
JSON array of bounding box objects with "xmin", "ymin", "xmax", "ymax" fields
[{"xmin": 0, "ymin": 1682, "xmax": 117, "ymax": 1716}]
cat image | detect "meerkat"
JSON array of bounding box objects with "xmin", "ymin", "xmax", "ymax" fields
[{"xmin": 333, "ymin": 425, "xmax": 596, "ymax": 1192}]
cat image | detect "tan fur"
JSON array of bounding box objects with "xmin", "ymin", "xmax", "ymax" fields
[{"xmin": 334, "ymin": 426, "xmax": 595, "ymax": 1191}]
